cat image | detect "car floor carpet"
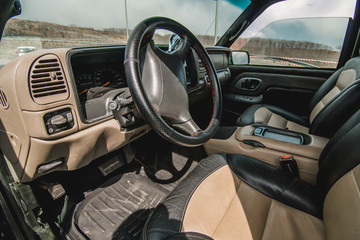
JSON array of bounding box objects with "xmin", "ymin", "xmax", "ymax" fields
[{"xmin": 72, "ymin": 172, "xmax": 169, "ymax": 240}]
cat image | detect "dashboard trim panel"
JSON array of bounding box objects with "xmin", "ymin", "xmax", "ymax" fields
[{"xmin": 0, "ymin": 44, "xmax": 231, "ymax": 182}]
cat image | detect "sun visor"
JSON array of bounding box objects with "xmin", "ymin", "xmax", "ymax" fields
[{"xmin": 0, "ymin": 0, "xmax": 21, "ymax": 40}]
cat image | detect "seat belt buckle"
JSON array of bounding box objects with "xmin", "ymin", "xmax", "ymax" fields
[{"xmin": 280, "ymin": 155, "xmax": 299, "ymax": 177}]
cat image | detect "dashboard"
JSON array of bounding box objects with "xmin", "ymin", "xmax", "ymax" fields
[
  {"xmin": 70, "ymin": 46, "xmax": 231, "ymax": 123},
  {"xmin": 0, "ymin": 44, "xmax": 231, "ymax": 182}
]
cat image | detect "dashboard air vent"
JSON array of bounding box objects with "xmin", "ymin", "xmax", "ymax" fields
[
  {"xmin": 29, "ymin": 54, "xmax": 69, "ymax": 104},
  {"xmin": 0, "ymin": 88, "xmax": 9, "ymax": 110}
]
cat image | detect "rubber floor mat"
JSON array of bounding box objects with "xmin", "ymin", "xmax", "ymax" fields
[{"xmin": 73, "ymin": 173, "xmax": 169, "ymax": 240}]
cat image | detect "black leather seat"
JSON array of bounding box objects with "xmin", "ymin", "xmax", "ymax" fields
[
  {"xmin": 236, "ymin": 57, "xmax": 360, "ymax": 138},
  {"xmin": 142, "ymin": 109, "xmax": 360, "ymax": 239}
]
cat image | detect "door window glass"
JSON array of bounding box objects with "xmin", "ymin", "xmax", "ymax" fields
[{"xmin": 231, "ymin": 0, "xmax": 357, "ymax": 68}]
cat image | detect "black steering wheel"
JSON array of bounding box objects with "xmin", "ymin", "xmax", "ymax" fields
[{"xmin": 124, "ymin": 17, "xmax": 222, "ymax": 147}]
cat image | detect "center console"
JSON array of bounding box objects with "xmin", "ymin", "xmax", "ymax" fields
[{"xmin": 204, "ymin": 126, "xmax": 329, "ymax": 185}]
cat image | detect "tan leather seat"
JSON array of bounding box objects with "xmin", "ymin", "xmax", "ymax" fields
[
  {"xmin": 236, "ymin": 57, "xmax": 360, "ymax": 138},
  {"xmin": 181, "ymin": 163, "xmax": 325, "ymax": 239},
  {"xmin": 142, "ymin": 109, "xmax": 360, "ymax": 240}
]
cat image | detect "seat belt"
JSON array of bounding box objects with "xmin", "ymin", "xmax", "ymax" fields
[{"xmin": 280, "ymin": 155, "xmax": 299, "ymax": 177}]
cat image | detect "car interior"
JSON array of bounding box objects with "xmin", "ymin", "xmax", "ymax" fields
[{"xmin": 0, "ymin": 0, "xmax": 360, "ymax": 239}]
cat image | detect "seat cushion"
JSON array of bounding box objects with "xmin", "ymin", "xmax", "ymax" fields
[
  {"xmin": 323, "ymin": 164, "xmax": 360, "ymax": 240},
  {"xmin": 181, "ymin": 165, "xmax": 325, "ymax": 240},
  {"xmin": 236, "ymin": 104, "xmax": 309, "ymax": 133},
  {"xmin": 143, "ymin": 154, "xmax": 324, "ymax": 240}
]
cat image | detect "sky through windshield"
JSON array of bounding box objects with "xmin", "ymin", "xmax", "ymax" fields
[{"xmin": 16, "ymin": 0, "xmax": 249, "ymax": 38}]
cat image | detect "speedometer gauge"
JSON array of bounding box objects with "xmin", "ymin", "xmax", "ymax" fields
[
  {"xmin": 93, "ymin": 68, "xmax": 124, "ymax": 88},
  {"xmin": 76, "ymin": 73, "xmax": 93, "ymax": 96}
]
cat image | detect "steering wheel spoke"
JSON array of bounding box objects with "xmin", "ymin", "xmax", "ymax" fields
[
  {"xmin": 175, "ymin": 37, "xmax": 192, "ymax": 60},
  {"xmin": 171, "ymin": 118, "xmax": 201, "ymax": 136}
]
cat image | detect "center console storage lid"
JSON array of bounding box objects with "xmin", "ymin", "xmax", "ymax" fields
[
  {"xmin": 253, "ymin": 126, "xmax": 311, "ymax": 145},
  {"xmin": 235, "ymin": 126, "xmax": 328, "ymax": 161}
]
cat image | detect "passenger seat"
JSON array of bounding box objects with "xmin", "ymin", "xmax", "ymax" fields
[
  {"xmin": 143, "ymin": 102, "xmax": 360, "ymax": 240},
  {"xmin": 236, "ymin": 57, "xmax": 360, "ymax": 138}
]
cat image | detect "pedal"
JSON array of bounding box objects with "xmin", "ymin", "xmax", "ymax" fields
[
  {"xmin": 47, "ymin": 184, "xmax": 66, "ymax": 200},
  {"xmin": 123, "ymin": 144, "xmax": 135, "ymax": 164},
  {"xmin": 98, "ymin": 157, "xmax": 124, "ymax": 176}
]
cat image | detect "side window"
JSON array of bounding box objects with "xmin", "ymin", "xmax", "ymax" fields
[{"xmin": 231, "ymin": 0, "xmax": 357, "ymax": 69}]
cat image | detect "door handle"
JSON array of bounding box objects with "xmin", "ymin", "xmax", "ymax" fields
[{"xmin": 235, "ymin": 77, "xmax": 262, "ymax": 91}]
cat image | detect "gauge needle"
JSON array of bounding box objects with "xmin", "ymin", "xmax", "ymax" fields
[
  {"xmin": 79, "ymin": 89, "xmax": 88, "ymax": 95},
  {"xmin": 101, "ymin": 82, "xmax": 110, "ymax": 88}
]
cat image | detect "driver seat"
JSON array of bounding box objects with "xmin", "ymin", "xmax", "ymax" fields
[
  {"xmin": 236, "ymin": 57, "xmax": 360, "ymax": 138},
  {"xmin": 142, "ymin": 110, "xmax": 360, "ymax": 239}
]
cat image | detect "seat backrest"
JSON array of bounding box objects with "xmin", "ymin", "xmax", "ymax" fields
[
  {"xmin": 308, "ymin": 57, "xmax": 360, "ymax": 138},
  {"xmin": 317, "ymin": 109, "xmax": 360, "ymax": 239},
  {"xmin": 317, "ymin": 108, "xmax": 360, "ymax": 192}
]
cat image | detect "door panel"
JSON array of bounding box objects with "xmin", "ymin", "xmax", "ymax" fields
[{"xmin": 222, "ymin": 65, "xmax": 335, "ymax": 125}]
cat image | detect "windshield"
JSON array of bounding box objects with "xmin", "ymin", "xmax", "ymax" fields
[{"xmin": 0, "ymin": 0, "xmax": 250, "ymax": 65}]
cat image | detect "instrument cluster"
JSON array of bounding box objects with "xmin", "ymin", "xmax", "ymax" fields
[
  {"xmin": 74, "ymin": 65, "xmax": 126, "ymax": 104},
  {"xmin": 70, "ymin": 48, "xmax": 127, "ymax": 104}
]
